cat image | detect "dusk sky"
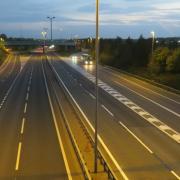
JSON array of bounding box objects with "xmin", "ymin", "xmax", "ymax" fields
[{"xmin": 0, "ymin": 0, "xmax": 180, "ymax": 39}]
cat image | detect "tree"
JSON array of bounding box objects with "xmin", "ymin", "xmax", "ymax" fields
[
  {"xmin": 148, "ymin": 47, "xmax": 170, "ymax": 74},
  {"xmin": 166, "ymin": 48, "xmax": 180, "ymax": 73}
]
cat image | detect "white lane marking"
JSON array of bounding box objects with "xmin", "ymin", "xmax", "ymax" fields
[
  {"xmin": 15, "ymin": 142, "xmax": 22, "ymax": 171},
  {"xmin": 26, "ymin": 93, "xmax": 29, "ymax": 101},
  {"xmin": 24, "ymin": 103, "xmax": 27, "ymax": 113},
  {"xmin": 27, "ymin": 86, "xmax": 30, "ymax": 92},
  {"xmin": 48, "ymin": 59, "xmax": 128, "ymax": 180},
  {"xmin": 42, "ymin": 61, "xmax": 72, "ymax": 180},
  {"xmin": 111, "ymin": 71, "xmax": 180, "ymax": 105},
  {"xmin": 60, "ymin": 59, "xmax": 180, "ymax": 144},
  {"xmin": 21, "ymin": 118, "xmax": 26, "ymax": 134},
  {"xmin": 101, "ymin": 105, "xmax": 114, "ymax": 117},
  {"xmin": 171, "ymin": 170, "xmax": 180, "ymax": 180},
  {"xmin": 89, "ymin": 92, "xmax": 96, "ymax": 99},
  {"xmin": 119, "ymin": 121, "xmax": 153, "ymax": 154},
  {"xmin": 115, "ymin": 81, "xmax": 180, "ymax": 118}
]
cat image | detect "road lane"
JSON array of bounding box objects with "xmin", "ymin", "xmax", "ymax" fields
[
  {"xmin": 49, "ymin": 56, "xmax": 179, "ymax": 179},
  {"xmin": 57, "ymin": 55, "xmax": 180, "ymax": 133},
  {"xmin": 17, "ymin": 55, "xmax": 68, "ymax": 179},
  {"xmin": 0, "ymin": 58, "xmax": 32, "ymax": 179}
]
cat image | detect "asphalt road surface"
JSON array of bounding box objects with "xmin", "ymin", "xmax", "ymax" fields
[
  {"xmin": 0, "ymin": 52, "xmax": 180, "ymax": 180},
  {"xmin": 0, "ymin": 54, "xmax": 71, "ymax": 179},
  {"xmin": 48, "ymin": 54, "xmax": 180, "ymax": 180}
]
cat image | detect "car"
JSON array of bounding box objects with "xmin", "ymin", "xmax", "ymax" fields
[{"xmin": 81, "ymin": 54, "xmax": 93, "ymax": 65}]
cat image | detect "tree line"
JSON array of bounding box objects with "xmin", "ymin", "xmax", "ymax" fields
[{"xmin": 80, "ymin": 36, "xmax": 180, "ymax": 74}]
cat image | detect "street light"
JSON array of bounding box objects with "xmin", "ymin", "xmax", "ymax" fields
[
  {"xmin": 47, "ymin": 16, "xmax": 55, "ymax": 41},
  {"xmin": 41, "ymin": 31, "xmax": 47, "ymax": 53},
  {"xmin": 151, "ymin": 31, "xmax": 155, "ymax": 57},
  {"xmin": 94, "ymin": 0, "xmax": 99, "ymax": 173}
]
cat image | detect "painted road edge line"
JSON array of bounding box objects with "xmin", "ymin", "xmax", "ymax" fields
[
  {"xmin": 171, "ymin": 170, "xmax": 180, "ymax": 180},
  {"xmin": 48, "ymin": 58, "xmax": 128, "ymax": 180},
  {"xmin": 60, "ymin": 58, "xmax": 180, "ymax": 144},
  {"xmin": 41, "ymin": 60, "xmax": 72, "ymax": 180}
]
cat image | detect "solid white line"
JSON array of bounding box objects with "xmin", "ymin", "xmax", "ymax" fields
[
  {"xmin": 21, "ymin": 118, "xmax": 26, "ymax": 134},
  {"xmin": 15, "ymin": 142, "xmax": 22, "ymax": 171},
  {"xmin": 112, "ymin": 72, "xmax": 180, "ymax": 105},
  {"xmin": 171, "ymin": 170, "xmax": 180, "ymax": 180},
  {"xmin": 24, "ymin": 103, "xmax": 27, "ymax": 113},
  {"xmin": 115, "ymin": 81, "xmax": 180, "ymax": 118},
  {"xmin": 89, "ymin": 92, "xmax": 96, "ymax": 99},
  {"xmin": 119, "ymin": 121, "xmax": 153, "ymax": 154},
  {"xmin": 101, "ymin": 105, "xmax": 114, "ymax": 117},
  {"xmin": 48, "ymin": 59, "xmax": 128, "ymax": 180},
  {"xmin": 42, "ymin": 61, "xmax": 72, "ymax": 180}
]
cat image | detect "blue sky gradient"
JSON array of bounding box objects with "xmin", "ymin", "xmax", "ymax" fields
[{"xmin": 0, "ymin": 0, "xmax": 180, "ymax": 38}]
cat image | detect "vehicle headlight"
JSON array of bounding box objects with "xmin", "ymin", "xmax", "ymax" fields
[
  {"xmin": 90, "ymin": 61, "xmax": 93, "ymax": 65},
  {"xmin": 85, "ymin": 61, "xmax": 88, "ymax": 65}
]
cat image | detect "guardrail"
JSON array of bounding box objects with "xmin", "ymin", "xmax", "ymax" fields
[{"xmin": 46, "ymin": 57, "xmax": 119, "ymax": 180}]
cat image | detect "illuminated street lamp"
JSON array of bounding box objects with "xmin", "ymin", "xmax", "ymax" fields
[
  {"xmin": 41, "ymin": 31, "xmax": 47, "ymax": 53},
  {"xmin": 94, "ymin": 0, "xmax": 99, "ymax": 173},
  {"xmin": 151, "ymin": 31, "xmax": 155, "ymax": 57},
  {"xmin": 47, "ymin": 16, "xmax": 55, "ymax": 41}
]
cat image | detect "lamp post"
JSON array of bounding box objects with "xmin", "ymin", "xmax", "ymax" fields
[
  {"xmin": 41, "ymin": 31, "xmax": 47, "ymax": 53},
  {"xmin": 151, "ymin": 31, "xmax": 155, "ymax": 57},
  {"xmin": 94, "ymin": 0, "xmax": 99, "ymax": 173},
  {"xmin": 47, "ymin": 16, "xmax": 55, "ymax": 41}
]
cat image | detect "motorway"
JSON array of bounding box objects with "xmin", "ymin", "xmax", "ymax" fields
[
  {"xmin": 48, "ymin": 54, "xmax": 180, "ymax": 180},
  {"xmin": 0, "ymin": 54, "xmax": 84, "ymax": 179},
  {"xmin": 0, "ymin": 52, "xmax": 180, "ymax": 179}
]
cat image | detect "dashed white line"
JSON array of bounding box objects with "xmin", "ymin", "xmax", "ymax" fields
[
  {"xmin": 171, "ymin": 170, "xmax": 180, "ymax": 180},
  {"xmin": 26, "ymin": 93, "xmax": 29, "ymax": 101},
  {"xmin": 89, "ymin": 92, "xmax": 96, "ymax": 99},
  {"xmin": 118, "ymin": 121, "xmax": 153, "ymax": 154},
  {"xmin": 27, "ymin": 86, "xmax": 30, "ymax": 92},
  {"xmin": 21, "ymin": 118, "xmax": 26, "ymax": 134},
  {"xmin": 15, "ymin": 142, "xmax": 22, "ymax": 171},
  {"xmin": 101, "ymin": 105, "xmax": 114, "ymax": 117},
  {"xmin": 24, "ymin": 103, "xmax": 27, "ymax": 113}
]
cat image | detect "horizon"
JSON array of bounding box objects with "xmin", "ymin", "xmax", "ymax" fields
[{"xmin": 1, "ymin": 0, "xmax": 180, "ymax": 39}]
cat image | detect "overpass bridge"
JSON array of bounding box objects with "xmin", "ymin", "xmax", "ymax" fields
[{"xmin": 5, "ymin": 40, "xmax": 75, "ymax": 47}]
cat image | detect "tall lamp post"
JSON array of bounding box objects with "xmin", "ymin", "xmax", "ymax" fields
[
  {"xmin": 94, "ymin": 0, "xmax": 99, "ymax": 173},
  {"xmin": 41, "ymin": 31, "xmax": 47, "ymax": 53},
  {"xmin": 47, "ymin": 16, "xmax": 55, "ymax": 41},
  {"xmin": 151, "ymin": 31, "xmax": 155, "ymax": 57}
]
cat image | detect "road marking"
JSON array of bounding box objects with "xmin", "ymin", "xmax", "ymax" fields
[
  {"xmin": 60, "ymin": 59, "xmax": 180, "ymax": 144},
  {"xmin": 26, "ymin": 93, "xmax": 29, "ymax": 101},
  {"xmin": 15, "ymin": 142, "xmax": 22, "ymax": 171},
  {"xmin": 24, "ymin": 103, "xmax": 27, "ymax": 113},
  {"xmin": 111, "ymin": 71, "xmax": 180, "ymax": 105},
  {"xmin": 115, "ymin": 81, "xmax": 180, "ymax": 118},
  {"xmin": 48, "ymin": 59, "xmax": 128, "ymax": 180},
  {"xmin": 171, "ymin": 170, "xmax": 180, "ymax": 180},
  {"xmin": 27, "ymin": 86, "xmax": 30, "ymax": 92},
  {"xmin": 21, "ymin": 118, "xmax": 26, "ymax": 134},
  {"xmin": 42, "ymin": 61, "xmax": 72, "ymax": 180},
  {"xmin": 89, "ymin": 92, "xmax": 96, "ymax": 99},
  {"xmin": 101, "ymin": 105, "xmax": 114, "ymax": 117},
  {"xmin": 119, "ymin": 121, "xmax": 153, "ymax": 154}
]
